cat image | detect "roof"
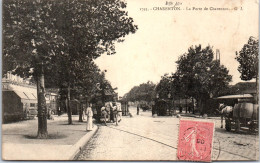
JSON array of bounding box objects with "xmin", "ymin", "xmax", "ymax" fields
[
  {"xmin": 231, "ymin": 82, "xmax": 257, "ymax": 94},
  {"xmin": 216, "ymin": 94, "xmax": 253, "ymax": 99}
]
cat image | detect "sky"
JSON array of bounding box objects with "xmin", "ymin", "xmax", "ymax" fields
[{"xmin": 95, "ymin": 0, "xmax": 259, "ymax": 97}]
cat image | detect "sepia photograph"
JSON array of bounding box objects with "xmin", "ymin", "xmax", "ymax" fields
[{"xmin": 2, "ymin": 0, "xmax": 259, "ymax": 161}]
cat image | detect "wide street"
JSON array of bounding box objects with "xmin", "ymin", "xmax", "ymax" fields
[{"xmin": 76, "ymin": 106, "xmax": 259, "ymax": 161}]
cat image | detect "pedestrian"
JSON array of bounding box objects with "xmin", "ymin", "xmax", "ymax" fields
[
  {"xmin": 117, "ymin": 103, "xmax": 122, "ymax": 123},
  {"xmin": 188, "ymin": 106, "xmax": 191, "ymax": 113},
  {"xmin": 137, "ymin": 104, "xmax": 140, "ymax": 115},
  {"xmin": 82, "ymin": 104, "xmax": 86, "ymax": 120},
  {"xmin": 109, "ymin": 102, "xmax": 115, "ymax": 123},
  {"xmin": 112, "ymin": 104, "xmax": 118, "ymax": 125},
  {"xmin": 24, "ymin": 103, "xmax": 29, "ymax": 119},
  {"xmin": 47, "ymin": 108, "xmax": 54, "ymax": 120},
  {"xmin": 86, "ymin": 103, "xmax": 93, "ymax": 131},
  {"xmin": 179, "ymin": 106, "xmax": 183, "ymax": 113},
  {"xmin": 57, "ymin": 106, "xmax": 61, "ymax": 116},
  {"xmin": 101, "ymin": 105, "xmax": 108, "ymax": 126}
]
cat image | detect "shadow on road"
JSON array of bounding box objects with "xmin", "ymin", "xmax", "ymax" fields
[
  {"xmin": 215, "ymin": 127, "xmax": 258, "ymax": 136},
  {"xmin": 24, "ymin": 134, "xmax": 67, "ymax": 139}
]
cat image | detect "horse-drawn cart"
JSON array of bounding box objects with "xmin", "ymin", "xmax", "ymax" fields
[
  {"xmin": 225, "ymin": 102, "xmax": 258, "ymax": 133},
  {"xmin": 217, "ymin": 94, "xmax": 258, "ymax": 133}
]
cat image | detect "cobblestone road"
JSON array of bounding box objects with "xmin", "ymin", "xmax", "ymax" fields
[{"xmin": 76, "ymin": 106, "xmax": 259, "ymax": 161}]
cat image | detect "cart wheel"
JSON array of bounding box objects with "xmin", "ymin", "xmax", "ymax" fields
[
  {"xmin": 225, "ymin": 119, "xmax": 231, "ymax": 131},
  {"xmin": 249, "ymin": 121, "xmax": 255, "ymax": 133},
  {"xmin": 235, "ymin": 119, "xmax": 240, "ymax": 132}
]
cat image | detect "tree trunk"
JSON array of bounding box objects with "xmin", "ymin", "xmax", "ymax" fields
[
  {"xmin": 79, "ymin": 103, "xmax": 83, "ymax": 122},
  {"xmin": 199, "ymin": 97, "xmax": 208, "ymax": 115},
  {"xmin": 36, "ymin": 69, "xmax": 48, "ymax": 139},
  {"xmin": 256, "ymin": 76, "xmax": 259, "ymax": 104},
  {"xmin": 256, "ymin": 76, "xmax": 259, "ymax": 131},
  {"xmin": 173, "ymin": 98, "xmax": 176, "ymax": 115},
  {"xmin": 185, "ymin": 98, "xmax": 187, "ymax": 113},
  {"xmin": 198, "ymin": 98, "xmax": 204, "ymax": 115},
  {"xmin": 192, "ymin": 97, "xmax": 195, "ymax": 114},
  {"xmin": 67, "ymin": 85, "xmax": 73, "ymax": 124}
]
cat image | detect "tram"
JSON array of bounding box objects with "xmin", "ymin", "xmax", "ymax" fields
[
  {"xmin": 92, "ymin": 100, "xmax": 126, "ymax": 123},
  {"xmin": 91, "ymin": 96, "xmax": 129, "ymax": 123}
]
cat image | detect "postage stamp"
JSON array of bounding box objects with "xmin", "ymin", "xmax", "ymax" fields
[{"xmin": 177, "ymin": 120, "xmax": 215, "ymax": 162}]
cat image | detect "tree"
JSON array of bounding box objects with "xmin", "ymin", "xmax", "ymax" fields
[
  {"xmin": 236, "ymin": 36, "xmax": 259, "ymax": 103},
  {"xmin": 3, "ymin": 0, "xmax": 137, "ymax": 137},
  {"xmin": 3, "ymin": 0, "xmax": 63, "ymax": 138},
  {"xmin": 174, "ymin": 45, "xmax": 232, "ymax": 113},
  {"xmin": 52, "ymin": 0, "xmax": 137, "ymax": 124},
  {"xmin": 68, "ymin": 65, "xmax": 114, "ymax": 122},
  {"xmin": 123, "ymin": 81, "xmax": 156, "ymax": 102},
  {"xmin": 44, "ymin": 59, "xmax": 102, "ymax": 123},
  {"xmin": 155, "ymin": 74, "xmax": 173, "ymax": 99}
]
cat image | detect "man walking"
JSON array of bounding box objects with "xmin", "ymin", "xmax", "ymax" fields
[
  {"xmin": 137, "ymin": 104, "xmax": 140, "ymax": 115},
  {"xmin": 109, "ymin": 102, "xmax": 115, "ymax": 123},
  {"xmin": 117, "ymin": 103, "xmax": 122, "ymax": 123}
]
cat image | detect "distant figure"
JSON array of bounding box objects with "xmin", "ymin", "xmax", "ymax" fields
[
  {"xmin": 82, "ymin": 104, "xmax": 86, "ymax": 120},
  {"xmin": 47, "ymin": 108, "xmax": 54, "ymax": 120},
  {"xmin": 86, "ymin": 103, "xmax": 93, "ymax": 131},
  {"xmin": 109, "ymin": 102, "xmax": 115, "ymax": 123},
  {"xmin": 152, "ymin": 105, "xmax": 155, "ymax": 115},
  {"xmin": 179, "ymin": 106, "xmax": 183, "ymax": 113},
  {"xmin": 117, "ymin": 103, "xmax": 122, "ymax": 123},
  {"xmin": 137, "ymin": 105, "xmax": 140, "ymax": 115},
  {"xmin": 57, "ymin": 107, "xmax": 61, "ymax": 116},
  {"xmin": 24, "ymin": 104, "xmax": 29, "ymax": 119},
  {"xmin": 188, "ymin": 106, "xmax": 191, "ymax": 113}
]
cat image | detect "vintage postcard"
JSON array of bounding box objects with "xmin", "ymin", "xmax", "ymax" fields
[{"xmin": 2, "ymin": 0, "xmax": 259, "ymax": 161}]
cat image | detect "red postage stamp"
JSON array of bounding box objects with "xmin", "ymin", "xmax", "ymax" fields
[{"xmin": 177, "ymin": 120, "xmax": 215, "ymax": 162}]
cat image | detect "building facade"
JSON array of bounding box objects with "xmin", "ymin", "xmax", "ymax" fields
[{"xmin": 2, "ymin": 72, "xmax": 58, "ymax": 122}]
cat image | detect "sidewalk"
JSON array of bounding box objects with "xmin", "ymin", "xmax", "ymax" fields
[{"xmin": 2, "ymin": 115, "xmax": 98, "ymax": 160}]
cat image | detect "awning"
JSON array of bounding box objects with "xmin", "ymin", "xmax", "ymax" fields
[
  {"xmin": 216, "ymin": 94, "xmax": 253, "ymax": 99},
  {"xmin": 14, "ymin": 91, "xmax": 29, "ymax": 99},
  {"xmin": 13, "ymin": 90, "xmax": 37, "ymax": 100}
]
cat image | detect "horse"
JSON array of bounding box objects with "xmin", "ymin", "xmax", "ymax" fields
[{"xmin": 216, "ymin": 103, "xmax": 233, "ymax": 128}]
